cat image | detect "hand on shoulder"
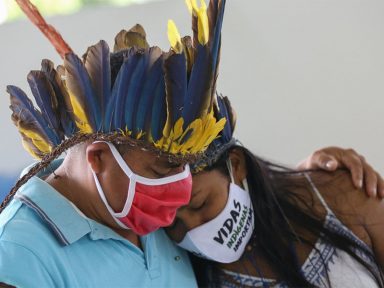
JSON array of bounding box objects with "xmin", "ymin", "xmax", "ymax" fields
[{"xmin": 297, "ymin": 146, "xmax": 384, "ymax": 198}]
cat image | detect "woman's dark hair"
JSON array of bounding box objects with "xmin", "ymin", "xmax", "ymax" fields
[{"xmin": 192, "ymin": 145, "xmax": 383, "ymax": 288}]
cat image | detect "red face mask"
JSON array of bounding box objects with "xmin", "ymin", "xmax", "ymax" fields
[{"xmin": 92, "ymin": 142, "xmax": 192, "ymax": 236}]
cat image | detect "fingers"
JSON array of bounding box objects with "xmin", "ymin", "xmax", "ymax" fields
[
  {"xmin": 341, "ymin": 150, "xmax": 384, "ymax": 198},
  {"xmin": 357, "ymin": 157, "xmax": 377, "ymax": 197},
  {"xmin": 378, "ymin": 176, "xmax": 384, "ymax": 198},
  {"xmin": 339, "ymin": 149, "xmax": 364, "ymax": 190},
  {"xmin": 297, "ymin": 150, "xmax": 339, "ymax": 171},
  {"xmin": 298, "ymin": 146, "xmax": 384, "ymax": 199},
  {"xmin": 319, "ymin": 156, "xmax": 338, "ymax": 171}
]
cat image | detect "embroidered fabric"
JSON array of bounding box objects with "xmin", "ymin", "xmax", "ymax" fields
[{"xmin": 218, "ymin": 174, "xmax": 380, "ymax": 288}]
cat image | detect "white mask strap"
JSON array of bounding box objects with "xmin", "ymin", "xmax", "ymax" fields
[
  {"xmin": 92, "ymin": 170, "xmax": 129, "ymax": 229},
  {"xmin": 242, "ymin": 177, "xmax": 249, "ymax": 192},
  {"xmin": 226, "ymin": 159, "xmax": 235, "ymax": 183},
  {"xmin": 98, "ymin": 141, "xmax": 135, "ymax": 178},
  {"xmin": 91, "ymin": 141, "xmax": 136, "ymax": 221},
  {"xmin": 226, "ymin": 157, "xmax": 249, "ymax": 192}
]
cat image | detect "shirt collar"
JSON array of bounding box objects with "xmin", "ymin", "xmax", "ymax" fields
[{"xmin": 15, "ymin": 159, "xmax": 127, "ymax": 246}]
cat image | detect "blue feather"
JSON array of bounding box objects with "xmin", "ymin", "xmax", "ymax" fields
[
  {"xmin": 8, "ymin": 85, "xmax": 60, "ymax": 145},
  {"xmin": 164, "ymin": 52, "xmax": 188, "ymax": 127},
  {"xmin": 150, "ymin": 79, "xmax": 166, "ymax": 142},
  {"xmin": 84, "ymin": 40, "xmax": 111, "ymax": 132},
  {"xmin": 211, "ymin": 0, "xmax": 226, "ymax": 72},
  {"xmin": 108, "ymin": 49, "xmax": 141, "ymax": 130},
  {"xmin": 40, "ymin": 59, "xmax": 77, "ymax": 137},
  {"xmin": 134, "ymin": 50, "xmax": 163, "ymax": 136},
  {"xmin": 64, "ymin": 53, "xmax": 100, "ymax": 131},
  {"xmin": 124, "ymin": 51, "xmax": 148, "ymax": 132},
  {"xmin": 182, "ymin": 44, "xmax": 212, "ymax": 126},
  {"xmin": 27, "ymin": 71, "xmax": 63, "ymax": 141},
  {"xmin": 216, "ymin": 95, "xmax": 231, "ymax": 142}
]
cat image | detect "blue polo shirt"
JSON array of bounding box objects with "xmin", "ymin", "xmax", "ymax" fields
[{"xmin": 0, "ymin": 161, "xmax": 197, "ymax": 287}]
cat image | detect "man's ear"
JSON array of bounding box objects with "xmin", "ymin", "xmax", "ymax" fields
[
  {"xmin": 86, "ymin": 142, "xmax": 112, "ymax": 174},
  {"xmin": 228, "ymin": 148, "xmax": 247, "ymax": 186}
]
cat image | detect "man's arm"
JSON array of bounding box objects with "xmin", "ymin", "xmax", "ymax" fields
[{"xmin": 297, "ymin": 146, "xmax": 384, "ymax": 198}]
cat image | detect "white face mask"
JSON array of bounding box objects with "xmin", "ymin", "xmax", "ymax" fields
[{"xmin": 177, "ymin": 162, "xmax": 254, "ymax": 263}]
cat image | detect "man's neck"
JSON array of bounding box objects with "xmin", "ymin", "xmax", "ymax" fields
[{"xmin": 113, "ymin": 228, "xmax": 142, "ymax": 249}]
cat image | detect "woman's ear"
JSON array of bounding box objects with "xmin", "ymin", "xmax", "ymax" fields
[
  {"xmin": 228, "ymin": 148, "xmax": 247, "ymax": 186},
  {"xmin": 86, "ymin": 142, "xmax": 111, "ymax": 174}
]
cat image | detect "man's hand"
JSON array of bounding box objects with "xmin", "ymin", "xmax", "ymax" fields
[{"xmin": 297, "ymin": 147, "xmax": 384, "ymax": 198}]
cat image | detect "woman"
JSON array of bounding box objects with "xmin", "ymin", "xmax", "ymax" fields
[{"xmin": 165, "ymin": 96, "xmax": 384, "ymax": 287}]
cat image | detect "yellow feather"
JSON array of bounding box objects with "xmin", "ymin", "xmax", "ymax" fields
[
  {"xmin": 154, "ymin": 137, "xmax": 165, "ymax": 150},
  {"xmin": 121, "ymin": 127, "xmax": 132, "ymax": 137},
  {"xmin": 162, "ymin": 108, "xmax": 172, "ymax": 139},
  {"xmin": 68, "ymin": 92, "xmax": 93, "ymax": 134},
  {"xmin": 191, "ymin": 163, "xmax": 207, "ymax": 173},
  {"xmin": 197, "ymin": 3, "xmax": 209, "ymax": 45},
  {"xmin": 155, "ymin": 113, "xmax": 226, "ymax": 155},
  {"xmin": 186, "ymin": 0, "xmax": 199, "ymax": 14},
  {"xmin": 167, "ymin": 20, "xmax": 183, "ymax": 54},
  {"xmin": 164, "ymin": 118, "xmax": 183, "ymax": 153},
  {"xmin": 186, "ymin": 0, "xmax": 209, "ymax": 45},
  {"xmin": 162, "ymin": 123, "xmax": 170, "ymax": 140},
  {"xmin": 179, "ymin": 119, "xmax": 203, "ymax": 153},
  {"xmin": 172, "ymin": 118, "xmax": 185, "ymax": 140},
  {"xmin": 193, "ymin": 111, "xmax": 225, "ymax": 153},
  {"xmin": 136, "ymin": 130, "xmax": 145, "ymax": 140},
  {"xmin": 201, "ymin": 117, "xmax": 226, "ymax": 148},
  {"xmin": 169, "ymin": 142, "xmax": 180, "ymax": 154},
  {"xmin": 147, "ymin": 131, "xmax": 154, "ymax": 143},
  {"xmin": 185, "ymin": 0, "xmax": 193, "ymax": 14},
  {"xmin": 22, "ymin": 139, "xmax": 41, "ymax": 159},
  {"xmin": 19, "ymin": 127, "xmax": 52, "ymax": 155},
  {"xmin": 200, "ymin": 0, "xmax": 207, "ymax": 11}
]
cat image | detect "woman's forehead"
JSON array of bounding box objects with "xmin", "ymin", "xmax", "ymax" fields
[{"xmin": 191, "ymin": 169, "xmax": 227, "ymax": 193}]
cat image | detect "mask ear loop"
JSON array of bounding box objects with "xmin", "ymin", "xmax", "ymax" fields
[
  {"xmin": 226, "ymin": 158, "xmax": 235, "ymax": 183},
  {"xmin": 91, "ymin": 141, "xmax": 136, "ymax": 220},
  {"xmin": 226, "ymin": 158, "xmax": 249, "ymax": 192},
  {"xmin": 242, "ymin": 177, "xmax": 249, "ymax": 192}
]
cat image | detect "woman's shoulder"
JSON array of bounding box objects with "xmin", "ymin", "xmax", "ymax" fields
[
  {"xmin": 309, "ymin": 169, "xmax": 384, "ymax": 249},
  {"xmin": 310, "ymin": 169, "xmax": 381, "ymax": 217}
]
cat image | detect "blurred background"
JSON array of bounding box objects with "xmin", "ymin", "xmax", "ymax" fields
[{"xmin": 0, "ymin": 0, "xmax": 383, "ymax": 202}]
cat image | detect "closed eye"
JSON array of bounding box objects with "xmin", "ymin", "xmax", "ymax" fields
[
  {"xmin": 190, "ymin": 199, "xmax": 206, "ymax": 211},
  {"xmin": 151, "ymin": 168, "xmax": 168, "ymax": 178}
]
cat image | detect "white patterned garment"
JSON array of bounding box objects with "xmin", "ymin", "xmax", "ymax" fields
[{"xmin": 219, "ymin": 175, "xmax": 381, "ymax": 288}]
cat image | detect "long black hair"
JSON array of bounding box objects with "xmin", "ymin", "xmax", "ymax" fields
[{"xmin": 192, "ymin": 145, "xmax": 383, "ymax": 288}]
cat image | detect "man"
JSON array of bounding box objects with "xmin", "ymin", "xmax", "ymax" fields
[
  {"xmin": 0, "ymin": 0, "xmax": 227, "ymax": 286},
  {"xmin": 0, "ymin": 0, "xmax": 382, "ymax": 287}
]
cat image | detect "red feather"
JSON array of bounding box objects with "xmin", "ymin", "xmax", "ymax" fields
[{"xmin": 15, "ymin": 0, "xmax": 73, "ymax": 58}]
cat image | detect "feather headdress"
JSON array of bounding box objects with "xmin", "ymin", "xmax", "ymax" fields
[
  {"xmin": 9, "ymin": 0, "xmax": 227, "ymax": 163},
  {"xmin": 191, "ymin": 94, "xmax": 237, "ymax": 172}
]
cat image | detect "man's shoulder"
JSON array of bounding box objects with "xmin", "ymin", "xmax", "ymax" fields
[
  {"xmin": 0, "ymin": 198, "xmax": 56, "ymax": 250},
  {"xmin": 0, "ymin": 199, "xmax": 61, "ymax": 286}
]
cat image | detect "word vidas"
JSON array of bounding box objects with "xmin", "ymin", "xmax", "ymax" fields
[{"xmin": 213, "ymin": 199, "xmax": 253, "ymax": 251}]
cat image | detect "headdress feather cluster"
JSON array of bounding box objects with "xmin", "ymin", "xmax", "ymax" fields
[
  {"xmin": 191, "ymin": 94, "xmax": 237, "ymax": 172},
  {"xmin": 9, "ymin": 0, "xmax": 227, "ymax": 161}
]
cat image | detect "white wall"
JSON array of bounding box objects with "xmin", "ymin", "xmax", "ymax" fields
[{"xmin": 0, "ymin": 0, "xmax": 383, "ymax": 175}]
